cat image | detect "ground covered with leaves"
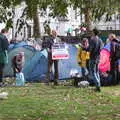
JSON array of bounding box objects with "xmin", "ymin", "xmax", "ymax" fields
[{"xmin": 0, "ymin": 83, "xmax": 120, "ymax": 120}]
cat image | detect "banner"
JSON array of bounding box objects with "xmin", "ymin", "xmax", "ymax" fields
[{"xmin": 52, "ymin": 43, "xmax": 69, "ymax": 60}]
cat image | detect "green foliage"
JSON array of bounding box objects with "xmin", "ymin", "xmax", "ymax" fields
[
  {"xmin": 70, "ymin": 0, "xmax": 120, "ymax": 22},
  {"xmin": 80, "ymin": 22, "xmax": 88, "ymax": 27},
  {"xmin": 69, "ymin": 0, "xmax": 120, "ymax": 30},
  {"xmin": 0, "ymin": 0, "xmax": 69, "ymax": 37},
  {"xmin": 49, "ymin": 0, "xmax": 68, "ymax": 17},
  {"xmin": 0, "ymin": 6, "xmax": 13, "ymax": 29},
  {"xmin": 43, "ymin": 20, "xmax": 51, "ymax": 35}
]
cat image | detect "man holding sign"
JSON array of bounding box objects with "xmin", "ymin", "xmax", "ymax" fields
[{"xmin": 47, "ymin": 30, "xmax": 61, "ymax": 85}]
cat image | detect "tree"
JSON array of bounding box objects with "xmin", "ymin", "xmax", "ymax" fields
[
  {"xmin": 0, "ymin": 0, "xmax": 68, "ymax": 39},
  {"xmin": 70, "ymin": 0, "xmax": 120, "ymax": 31}
]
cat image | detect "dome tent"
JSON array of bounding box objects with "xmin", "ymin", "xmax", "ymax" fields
[
  {"xmin": 23, "ymin": 50, "xmax": 48, "ymax": 82},
  {"xmin": 3, "ymin": 41, "xmax": 48, "ymax": 81},
  {"xmin": 4, "ymin": 41, "xmax": 82, "ymax": 82}
]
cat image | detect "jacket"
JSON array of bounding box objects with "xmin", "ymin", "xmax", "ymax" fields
[
  {"xmin": 42, "ymin": 35, "xmax": 61, "ymax": 50},
  {"xmin": 89, "ymin": 36, "xmax": 103, "ymax": 60},
  {"xmin": 0, "ymin": 34, "xmax": 9, "ymax": 64},
  {"xmin": 77, "ymin": 46, "xmax": 90, "ymax": 67}
]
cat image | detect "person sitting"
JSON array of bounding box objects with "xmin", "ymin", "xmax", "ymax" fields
[
  {"xmin": 12, "ymin": 52, "xmax": 25, "ymax": 76},
  {"xmin": 12, "ymin": 52, "xmax": 25, "ymax": 86},
  {"xmin": 100, "ymin": 71, "xmax": 112, "ymax": 86}
]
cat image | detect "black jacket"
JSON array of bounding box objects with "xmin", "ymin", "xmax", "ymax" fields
[
  {"xmin": 0, "ymin": 34, "xmax": 9, "ymax": 51},
  {"xmin": 89, "ymin": 36, "xmax": 103, "ymax": 60}
]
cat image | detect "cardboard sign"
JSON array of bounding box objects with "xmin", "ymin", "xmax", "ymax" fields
[{"xmin": 52, "ymin": 43, "xmax": 69, "ymax": 60}]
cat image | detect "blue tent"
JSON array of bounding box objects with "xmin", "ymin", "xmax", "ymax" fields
[
  {"xmin": 59, "ymin": 44, "xmax": 81, "ymax": 79},
  {"xmin": 4, "ymin": 41, "xmax": 81, "ymax": 81},
  {"xmin": 23, "ymin": 50, "xmax": 48, "ymax": 81},
  {"xmin": 4, "ymin": 41, "xmax": 48, "ymax": 81}
]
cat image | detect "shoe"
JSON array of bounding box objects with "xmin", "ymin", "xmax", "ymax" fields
[
  {"xmin": 95, "ymin": 87, "xmax": 101, "ymax": 92},
  {"xmin": 54, "ymin": 80, "xmax": 58, "ymax": 86}
]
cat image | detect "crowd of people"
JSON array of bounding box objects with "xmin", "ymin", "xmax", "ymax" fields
[
  {"xmin": 77, "ymin": 29, "xmax": 120, "ymax": 92},
  {"xmin": 0, "ymin": 28, "xmax": 119, "ymax": 91}
]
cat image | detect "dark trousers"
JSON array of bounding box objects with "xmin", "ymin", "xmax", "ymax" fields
[
  {"xmin": 0, "ymin": 64, "xmax": 5, "ymax": 83},
  {"xmin": 110, "ymin": 61, "xmax": 119, "ymax": 85},
  {"xmin": 48, "ymin": 51, "xmax": 59, "ymax": 85}
]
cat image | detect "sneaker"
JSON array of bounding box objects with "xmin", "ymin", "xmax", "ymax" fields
[{"xmin": 95, "ymin": 87, "xmax": 101, "ymax": 92}]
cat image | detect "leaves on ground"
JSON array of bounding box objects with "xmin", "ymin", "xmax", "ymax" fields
[{"xmin": 0, "ymin": 84, "xmax": 120, "ymax": 120}]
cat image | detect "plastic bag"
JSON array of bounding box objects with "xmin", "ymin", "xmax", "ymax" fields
[{"xmin": 16, "ymin": 72, "xmax": 25, "ymax": 86}]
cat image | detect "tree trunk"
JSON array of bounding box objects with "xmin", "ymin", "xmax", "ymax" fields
[
  {"xmin": 84, "ymin": 7, "xmax": 92, "ymax": 31},
  {"xmin": 33, "ymin": 7, "xmax": 41, "ymax": 40}
]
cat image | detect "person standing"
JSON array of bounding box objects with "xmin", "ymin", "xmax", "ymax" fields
[
  {"xmin": 0, "ymin": 29, "xmax": 9, "ymax": 86},
  {"xmin": 109, "ymin": 35, "xmax": 120, "ymax": 84},
  {"xmin": 44, "ymin": 30, "xmax": 61, "ymax": 85},
  {"xmin": 77, "ymin": 38, "xmax": 90, "ymax": 81},
  {"xmin": 89, "ymin": 29, "xmax": 103, "ymax": 92}
]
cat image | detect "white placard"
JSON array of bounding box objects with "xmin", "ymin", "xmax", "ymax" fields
[{"xmin": 52, "ymin": 43, "xmax": 69, "ymax": 60}]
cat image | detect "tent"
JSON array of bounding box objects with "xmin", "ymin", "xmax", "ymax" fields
[
  {"xmin": 59, "ymin": 44, "xmax": 81, "ymax": 79},
  {"xmin": 4, "ymin": 41, "xmax": 82, "ymax": 82},
  {"xmin": 4, "ymin": 41, "xmax": 48, "ymax": 82}
]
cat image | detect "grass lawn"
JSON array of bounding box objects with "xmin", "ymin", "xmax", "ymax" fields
[{"xmin": 0, "ymin": 83, "xmax": 120, "ymax": 120}]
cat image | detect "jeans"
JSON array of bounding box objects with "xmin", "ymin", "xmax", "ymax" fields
[{"xmin": 89, "ymin": 59, "xmax": 101, "ymax": 88}]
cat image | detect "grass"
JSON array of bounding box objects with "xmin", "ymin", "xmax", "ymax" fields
[{"xmin": 0, "ymin": 83, "xmax": 120, "ymax": 120}]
